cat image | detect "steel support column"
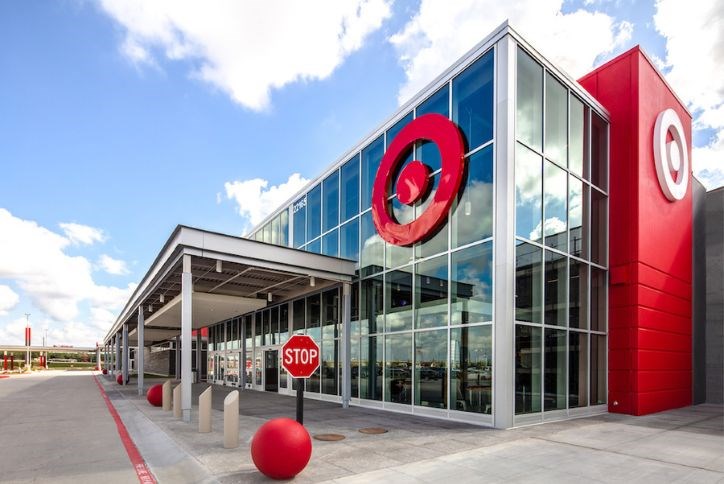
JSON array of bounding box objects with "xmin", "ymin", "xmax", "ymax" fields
[
  {"xmin": 341, "ymin": 282, "xmax": 352, "ymax": 408},
  {"xmin": 122, "ymin": 323, "xmax": 129, "ymax": 384},
  {"xmin": 137, "ymin": 306, "xmax": 145, "ymax": 396},
  {"xmin": 196, "ymin": 330, "xmax": 201, "ymax": 384},
  {"xmin": 181, "ymin": 254, "xmax": 193, "ymax": 422}
]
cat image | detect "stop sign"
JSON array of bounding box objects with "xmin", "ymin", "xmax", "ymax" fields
[{"xmin": 282, "ymin": 335, "xmax": 320, "ymax": 378}]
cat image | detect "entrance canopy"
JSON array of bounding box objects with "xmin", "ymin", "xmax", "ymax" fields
[{"xmin": 104, "ymin": 225, "xmax": 356, "ymax": 346}]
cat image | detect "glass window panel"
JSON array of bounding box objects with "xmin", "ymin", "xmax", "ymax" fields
[
  {"xmin": 271, "ymin": 307, "xmax": 280, "ymax": 345},
  {"xmin": 263, "ymin": 223, "xmax": 271, "ymax": 244},
  {"xmin": 322, "ymin": 229, "xmax": 338, "ymax": 257},
  {"xmin": 271, "ymin": 216, "xmax": 280, "ymax": 245},
  {"xmin": 544, "ymin": 328, "xmax": 566, "ymax": 411},
  {"xmin": 515, "ymin": 243, "xmax": 542, "ymax": 323},
  {"xmin": 415, "ymin": 255, "xmax": 449, "ymax": 329},
  {"xmin": 452, "ymin": 145, "xmax": 493, "ymax": 248},
  {"xmin": 306, "ymin": 294, "xmax": 321, "ymax": 342},
  {"xmin": 417, "ymin": 85, "xmax": 449, "ymax": 173},
  {"xmin": 341, "ymin": 155, "xmax": 360, "ymax": 221},
  {"xmin": 568, "ymin": 331, "xmax": 588, "ymax": 408},
  {"xmin": 515, "ymin": 143, "xmax": 543, "ymax": 242},
  {"xmin": 569, "ymin": 96, "xmax": 586, "ymax": 176},
  {"xmin": 591, "ymin": 112, "xmax": 608, "ymax": 190},
  {"xmin": 590, "ymin": 267, "xmax": 606, "ymax": 332},
  {"xmin": 360, "ymin": 210, "xmax": 384, "ymax": 276},
  {"xmin": 244, "ymin": 316, "xmax": 253, "ymax": 350},
  {"xmin": 323, "ymin": 170, "xmax": 339, "ymax": 232},
  {"xmin": 453, "ymin": 50, "xmax": 494, "ymax": 150},
  {"xmin": 292, "ymin": 299, "xmax": 305, "ymax": 335},
  {"xmin": 569, "ymin": 260, "xmax": 589, "ymax": 330},
  {"xmin": 590, "ymin": 334, "xmax": 606, "ymax": 405},
  {"xmin": 569, "ymin": 175, "xmax": 588, "ymax": 258},
  {"xmin": 516, "ymin": 48, "xmax": 543, "ymax": 151},
  {"xmin": 351, "ymin": 338, "xmax": 359, "ymax": 398},
  {"xmin": 351, "ymin": 281, "xmax": 359, "ymax": 324},
  {"xmin": 545, "ymin": 73, "xmax": 567, "ymax": 165},
  {"xmin": 361, "ymin": 136, "xmax": 384, "ymax": 211},
  {"xmin": 307, "ymin": 184, "xmax": 321, "ymax": 241},
  {"xmin": 451, "ymin": 324, "xmax": 492, "ymax": 414},
  {"xmin": 385, "ymin": 333, "xmax": 412, "ymax": 404},
  {"xmin": 451, "ymin": 242, "xmax": 493, "ymax": 325},
  {"xmin": 544, "ymin": 251, "xmax": 567, "ymax": 326},
  {"xmin": 386, "ymin": 239, "xmax": 413, "ymax": 270},
  {"xmin": 254, "ymin": 231, "xmax": 263, "ymax": 242},
  {"xmin": 388, "ymin": 113, "xmax": 416, "ymax": 226},
  {"xmin": 293, "ymin": 197, "xmax": 306, "ymax": 248},
  {"xmin": 322, "ymin": 289, "xmax": 338, "ymax": 340},
  {"xmin": 414, "ymin": 173, "xmax": 448, "ymax": 259},
  {"xmin": 361, "ymin": 275, "xmax": 383, "ymax": 335},
  {"xmin": 340, "ymin": 218, "xmax": 359, "ymax": 261},
  {"xmin": 591, "ymin": 189, "xmax": 607, "ymax": 266},
  {"xmin": 544, "ymin": 160, "xmax": 567, "ymax": 251},
  {"xmin": 305, "ymin": 367, "xmax": 321, "ymax": 393},
  {"xmin": 414, "ymin": 329, "xmax": 448, "ymax": 409},
  {"xmin": 322, "ymin": 339, "xmax": 338, "ymax": 395},
  {"xmin": 261, "ymin": 310, "xmax": 269, "ymax": 346},
  {"xmin": 385, "ymin": 268, "xmax": 413, "ymax": 332},
  {"xmin": 515, "ymin": 325, "xmax": 542, "ymax": 414},
  {"xmin": 305, "ymin": 238, "xmax": 321, "ymax": 254},
  {"xmin": 255, "ymin": 312, "xmax": 262, "ymax": 347},
  {"xmin": 280, "ymin": 210, "xmax": 289, "ymax": 247},
  {"xmin": 360, "ymin": 335, "xmax": 383, "ymax": 401},
  {"xmin": 279, "ymin": 304, "xmax": 289, "ymax": 344}
]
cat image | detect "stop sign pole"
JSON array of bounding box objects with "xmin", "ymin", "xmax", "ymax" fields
[{"xmin": 281, "ymin": 335, "xmax": 320, "ymax": 424}]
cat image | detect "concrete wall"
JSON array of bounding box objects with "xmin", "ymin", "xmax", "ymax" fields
[
  {"xmin": 705, "ymin": 187, "xmax": 724, "ymax": 403},
  {"xmin": 692, "ymin": 178, "xmax": 707, "ymax": 404}
]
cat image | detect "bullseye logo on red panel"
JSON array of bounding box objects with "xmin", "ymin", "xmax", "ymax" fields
[{"xmin": 371, "ymin": 113, "xmax": 466, "ymax": 246}]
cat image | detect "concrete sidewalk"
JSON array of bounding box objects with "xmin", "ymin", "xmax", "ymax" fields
[{"xmin": 102, "ymin": 376, "xmax": 724, "ymax": 483}]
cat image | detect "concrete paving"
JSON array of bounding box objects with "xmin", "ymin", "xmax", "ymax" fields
[
  {"xmin": 0, "ymin": 370, "xmax": 139, "ymax": 483},
  {"xmin": 102, "ymin": 376, "xmax": 724, "ymax": 483}
]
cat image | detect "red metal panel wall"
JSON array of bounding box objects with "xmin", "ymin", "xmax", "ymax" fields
[{"xmin": 579, "ymin": 46, "xmax": 692, "ymax": 415}]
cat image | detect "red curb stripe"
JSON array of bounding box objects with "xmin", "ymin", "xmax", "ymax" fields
[{"xmin": 93, "ymin": 374, "xmax": 157, "ymax": 484}]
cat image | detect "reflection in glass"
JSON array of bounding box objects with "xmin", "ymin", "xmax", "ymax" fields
[
  {"xmin": 545, "ymin": 72, "xmax": 567, "ymax": 165},
  {"xmin": 591, "ymin": 189, "xmax": 607, "ymax": 266},
  {"xmin": 341, "ymin": 155, "xmax": 360, "ymax": 222},
  {"xmin": 305, "ymin": 238, "xmax": 320, "ymax": 254},
  {"xmin": 292, "ymin": 299, "xmax": 305, "ymax": 335},
  {"xmin": 385, "ymin": 268, "xmax": 412, "ymax": 332},
  {"xmin": 415, "ymin": 255, "xmax": 448, "ymax": 329},
  {"xmin": 306, "ymin": 367, "xmax": 321, "ymax": 393},
  {"xmin": 569, "ymin": 175, "xmax": 588, "ymax": 258},
  {"xmin": 451, "ymin": 325, "xmax": 492, "ymax": 414},
  {"xmin": 590, "ymin": 267, "xmax": 606, "ymax": 332},
  {"xmin": 321, "ymin": 339, "xmax": 338, "ymax": 395},
  {"xmin": 360, "ymin": 211, "xmax": 383, "ymax": 277},
  {"xmin": 591, "ymin": 112, "xmax": 608, "ymax": 190},
  {"xmin": 515, "ymin": 325, "xmax": 541, "ymax": 414},
  {"xmin": 322, "ymin": 229, "xmax": 338, "ymax": 258},
  {"xmin": 271, "ymin": 216, "xmax": 280, "ymax": 245},
  {"xmin": 569, "ymin": 331, "xmax": 588, "ymax": 408},
  {"xmin": 515, "ymin": 143, "xmax": 543, "ymax": 242},
  {"xmin": 280, "ymin": 210, "xmax": 289, "ymax": 247},
  {"xmin": 323, "ymin": 171, "xmax": 339, "ymax": 232},
  {"xmin": 417, "ymin": 85, "xmax": 449, "ymax": 173},
  {"xmin": 386, "ymin": 237, "xmax": 413, "ymax": 269},
  {"xmin": 306, "ymin": 294, "xmax": 321, "ymax": 342},
  {"xmin": 453, "ymin": 50, "xmax": 494, "ymax": 150},
  {"xmin": 255, "ymin": 312, "xmax": 262, "ymax": 347},
  {"xmin": 340, "ymin": 218, "xmax": 359, "ymax": 261},
  {"xmin": 385, "ymin": 333, "xmax": 412, "ymax": 404},
  {"xmin": 544, "ymin": 160, "xmax": 567, "ymax": 251},
  {"xmin": 322, "ymin": 289, "xmax": 338, "ymax": 340},
  {"xmin": 452, "ymin": 145, "xmax": 493, "ymax": 248},
  {"xmin": 360, "ymin": 335, "xmax": 382, "ymax": 401},
  {"xmin": 270, "ymin": 307, "xmax": 278, "ymax": 345},
  {"xmin": 293, "ymin": 196, "xmax": 306, "ymax": 248},
  {"xmin": 544, "ymin": 329, "xmax": 566, "ymax": 411},
  {"xmin": 279, "ymin": 304, "xmax": 289, "ymax": 344},
  {"xmin": 414, "ymin": 172, "xmax": 448, "ymax": 258},
  {"xmin": 569, "ymin": 96, "xmax": 586, "ymax": 176},
  {"xmin": 590, "ymin": 334, "xmax": 606, "ymax": 405},
  {"xmin": 262, "ymin": 310, "xmax": 269, "ymax": 346},
  {"xmin": 351, "ymin": 338, "xmax": 359, "ymax": 398},
  {"xmin": 516, "ymin": 48, "xmax": 543, "ymax": 151},
  {"xmin": 415, "ymin": 330, "xmax": 448, "ymax": 409},
  {"xmin": 388, "ymin": 113, "xmax": 416, "ymax": 225},
  {"xmin": 361, "ymin": 276, "xmax": 383, "ymax": 335},
  {"xmin": 569, "ymin": 260, "xmax": 588, "ymax": 329},
  {"xmin": 544, "ymin": 250, "xmax": 567, "ymax": 326},
  {"xmin": 307, "ymin": 184, "xmax": 321, "ymax": 241},
  {"xmin": 263, "ymin": 223, "xmax": 271, "ymax": 244},
  {"xmin": 361, "ymin": 136, "xmax": 384, "ymax": 211},
  {"xmin": 451, "ymin": 242, "xmax": 493, "ymax": 324},
  {"xmin": 515, "ymin": 243, "xmax": 542, "ymax": 323}
]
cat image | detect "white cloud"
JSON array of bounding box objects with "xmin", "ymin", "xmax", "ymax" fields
[
  {"xmin": 0, "ymin": 285, "xmax": 19, "ymax": 316},
  {"xmin": 98, "ymin": 254, "xmax": 130, "ymax": 276},
  {"xmin": 59, "ymin": 222, "xmax": 106, "ymax": 245},
  {"xmin": 0, "ymin": 208, "xmax": 135, "ymax": 322},
  {"xmin": 389, "ymin": 0, "xmax": 633, "ymax": 104},
  {"xmin": 97, "ymin": 0, "xmax": 392, "ymax": 111},
  {"xmin": 654, "ymin": 0, "xmax": 724, "ymax": 189},
  {"xmin": 0, "ymin": 317, "xmax": 27, "ymax": 346},
  {"xmin": 224, "ymin": 173, "xmax": 310, "ymax": 228}
]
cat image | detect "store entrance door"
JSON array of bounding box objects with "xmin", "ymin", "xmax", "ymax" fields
[{"xmin": 264, "ymin": 349, "xmax": 278, "ymax": 392}]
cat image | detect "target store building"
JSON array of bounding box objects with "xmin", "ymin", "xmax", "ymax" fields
[{"xmin": 103, "ymin": 23, "xmax": 722, "ymax": 428}]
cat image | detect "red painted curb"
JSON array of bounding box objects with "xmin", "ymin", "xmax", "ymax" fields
[{"xmin": 93, "ymin": 374, "xmax": 157, "ymax": 484}]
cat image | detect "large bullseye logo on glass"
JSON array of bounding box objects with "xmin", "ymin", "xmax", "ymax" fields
[
  {"xmin": 372, "ymin": 113, "xmax": 465, "ymax": 246},
  {"xmin": 653, "ymin": 108, "xmax": 689, "ymax": 202}
]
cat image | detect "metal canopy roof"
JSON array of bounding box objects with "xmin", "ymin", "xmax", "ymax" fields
[{"xmin": 104, "ymin": 225, "xmax": 356, "ymax": 345}]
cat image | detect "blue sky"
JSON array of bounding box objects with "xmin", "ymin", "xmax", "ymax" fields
[{"xmin": 0, "ymin": 0, "xmax": 721, "ymax": 346}]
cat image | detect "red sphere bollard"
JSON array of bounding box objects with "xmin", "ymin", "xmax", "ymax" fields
[
  {"xmin": 116, "ymin": 374, "xmax": 123, "ymax": 385},
  {"xmin": 102, "ymin": 369, "xmax": 108, "ymax": 375},
  {"xmin": 251, "ymin": 418, "xmax": 312, "ymax": 480},
  {"xmin": 146, "ymin": 384, "xmax": 163, "ymax": 407}
]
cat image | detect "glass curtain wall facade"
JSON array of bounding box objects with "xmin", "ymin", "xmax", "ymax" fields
[{"xmin": 210, "ymin": 30, "xmax": 608, "ymax": 427}]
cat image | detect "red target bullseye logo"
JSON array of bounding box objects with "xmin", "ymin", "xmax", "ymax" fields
[{"xmin": 372, "ymin": 113, "xmax": 466, "ymax": 246}]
